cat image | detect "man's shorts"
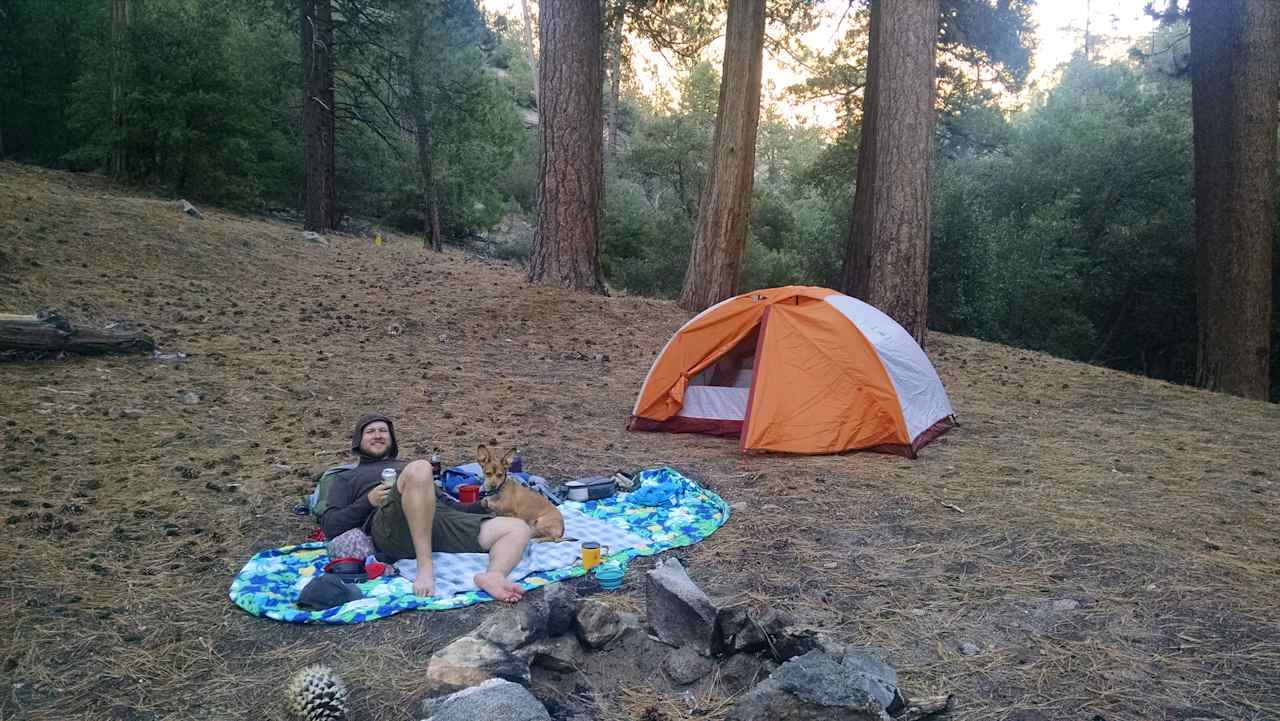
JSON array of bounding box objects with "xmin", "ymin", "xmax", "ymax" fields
[{"xmin": 371, "ymin": 484, "xmax": 493, "ymax": 561}]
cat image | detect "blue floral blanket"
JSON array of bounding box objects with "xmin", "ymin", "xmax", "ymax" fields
[{"xmin": 228, "ymin": 467, "xmax": 730, "ymax": 624}]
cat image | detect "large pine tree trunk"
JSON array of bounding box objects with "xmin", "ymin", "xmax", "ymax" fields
[
  {"xmin": 528, "ymin": 0, "xmax": 608, "ymax": 294},
  {"xmin": 408, "ymin": 3, "xmax": 443, "ymax": 252},
  {"xmin": 301, "ymin": 0, "xmax": 337, "ymax": 232},
  {"xmin": 840, "ymin": 0, "xmax": 939, "ymax": 345},
  {"xmin": 109, "ymin": 0, "xmax": 130, "ymax": 178},
  {"xmin": 1190, "ymin": 0, "xmax": 1278, "ymax": 400},
  {"xmin": 677, "ymin": 0, "xmax": 766, "ymax": 312}
]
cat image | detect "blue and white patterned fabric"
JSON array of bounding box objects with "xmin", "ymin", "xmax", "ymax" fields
[{"xmin": 229, "ymin": 467, "xmax": 729, "ymax": 624}]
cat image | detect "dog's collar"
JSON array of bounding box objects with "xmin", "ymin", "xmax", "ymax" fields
[{"xmin": 480, "ymin": 474, "xmax": 507, "ymax": 498}]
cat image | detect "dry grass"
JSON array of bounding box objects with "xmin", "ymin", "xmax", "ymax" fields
[{"xmin": 1, "ymin": 161, "xmax": 1278, "ymax": 721}]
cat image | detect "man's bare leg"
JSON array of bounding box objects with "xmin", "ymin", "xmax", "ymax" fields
[
  {"xmin": 397, "ymin": 460, "xmax": 438, "ymax": 597},
  {"xmin": 475, "ymin": 517, "xmax": 532, "ymax": 603}
]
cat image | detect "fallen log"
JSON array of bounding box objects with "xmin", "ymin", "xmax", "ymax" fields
[{"xmin": 0, "ymin": 309, "xmax": 155, "ymax": 355}]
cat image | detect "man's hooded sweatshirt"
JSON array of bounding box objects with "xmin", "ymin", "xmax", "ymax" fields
[{"xmin": 320, "ymin": 414, "xmax": 408, "ymax": 540}]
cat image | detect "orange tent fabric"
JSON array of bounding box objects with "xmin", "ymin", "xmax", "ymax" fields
[{"xmin": 629, "ymin": 286, "xmax": 955, "ymax": 456}]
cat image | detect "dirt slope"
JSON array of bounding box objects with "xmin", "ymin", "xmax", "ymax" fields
[{"xmin": 1, "ymin": 161, "xmax": 1278, "ymax": 721}]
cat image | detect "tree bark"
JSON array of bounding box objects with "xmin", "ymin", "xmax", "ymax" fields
[
  {"xmin": 528, "ymin": 0, "xmax": 608, "ymax": 294},
  {"xmin": 0, "ymin": 311, "xmax": 154, "ymax": 355},
  {"xmin": 302, "ymin": 0, "xmax": 338, "ymax": 232},
  {"xmin": 840, "ymin": 0, "xmax": 939, "ymax": 346},
  {"xmin": 605, "ymin": 0, "xmax": 628, "ymax": 161},
  {"xmin": 408, "ymin": 2, "xmax": 443, "ymax": 252},
  {"xmin": 677, "ymin": 0, "xmax": 766, "ymax": 312},
  {"xmin": 109, "ymin": 0, "xmax": 131, "ymax": 178},
  {"xmin": 1190, "ymin": 0, "xmax": 1278, "ymax": 400}
]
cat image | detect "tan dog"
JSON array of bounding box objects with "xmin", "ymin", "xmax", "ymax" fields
[{"xmin": 476, "ymin": 445, "xmax": 565, "ymax": 541}]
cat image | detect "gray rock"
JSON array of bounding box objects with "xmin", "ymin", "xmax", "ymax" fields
[
  {"xmin": 732, "ymin": 608, "xmax": 795, "ymax": 655},
  {"xmin": 662, "ymin": 646, "xmax": 715, "ymax": 686},
  {"xmin": 718, "ymin": 653, "xmax": 769, "ymax": 695},
  {"xmin": 646, "ymin": 558, "xmax": 717, "ymax": 654},
  {"xmin": 1052, "ymin": 599, "xmax": 1081, "ymax": 611},
  {"xmin": 543, "ymin": 582, "xmax": 576, "ymax": 637},
  {"xmin": 178, "ymin": 199, "xmax": 202, "ymax": 218},
  {"xmin": 302, "ymin": 231, "xmax": 326, "ymax": 244},
  {"xmin": 175, "ymin": 390, "xmax": 202, "ymax": 405},
  {"xmin": 419, "ymin": 678, "xmax": 550, "ymax": 721},
  {"xmin": 715, "ymin": 606, "xmax": 797, "ymax": 656},
  {"xmin": 959, "ymin": 642, "xmax": 980, "ymax": 656},
  {"xmin": 769, "ymin": 627, "xmax": 849, "ymax": 662},
  {"xmin": 472, "ymin": 596, "xmax": 549, "ymax": 651},
  {"xmin": 573, "ymin": 598, "xmax": 626, "ymax": 650},
  {"xmin": 517, "ymin": 635, "xmax": 583, "ymax": 673},
  {"xmin": 617, "ymin": 610, "xmax": 643, "ymax": 634},
  {"xmin": 713, "ymin": 607, "xmax": 750, "ymax": 656},
  {"xmin": 726, "ymin": 649, "xmax": 901, "ymax": 721},
  {"xmin": 424, "ymin": 636, "xmax": 530, "ymax": 696}
]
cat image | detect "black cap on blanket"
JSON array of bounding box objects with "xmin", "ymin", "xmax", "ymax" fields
[{"xmin": 297, "ymin": 574, "xmax": 363, "ymax": 611}]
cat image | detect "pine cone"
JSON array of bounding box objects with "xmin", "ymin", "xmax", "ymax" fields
[{"xmin": 286, "ymin": 664, "xmax": 350, "ymax": 721}]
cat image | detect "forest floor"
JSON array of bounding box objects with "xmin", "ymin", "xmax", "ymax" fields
[{"xmin": 1, "ymin": 160, "xmax": 1278, "ymax": 721}]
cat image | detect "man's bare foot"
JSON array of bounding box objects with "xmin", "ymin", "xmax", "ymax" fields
[
  {"xmin": 413, "ymin": 575, "xmax": 434, "ymax": 598},
  {"xmin": 474, "ymin": 571, "xmax": 523, "ymax": 603}
]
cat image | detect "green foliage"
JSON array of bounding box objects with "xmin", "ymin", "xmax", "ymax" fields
[
  {"xmin": 0, "ymin": 0, "xmax": 95, "ymax": 164},
  {"xmin": 66, "ymin": 0, "xmax": 297, "ymax": 207},
  {"xmin": 9, "ymin": 0, "xmax": 517, "ymax": 228},
  {"xmin": 340, "ymin": 0, "xmax": 521, "ymax": 238},
  {"xmin": 601, "ymin": 173, "xmax": 691, "ymax": 297},
  {"xmin": 931, "ymin": 57, "xmax": 1196, "ymax": 378},
  {"xmin": 619, "ymin": 62, "xmax": 718, "ymax": 221}
]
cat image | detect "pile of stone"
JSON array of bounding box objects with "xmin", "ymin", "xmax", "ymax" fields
[{"xmin": 415, "ymin": 558, "xmax": 951, "ymax": 721}]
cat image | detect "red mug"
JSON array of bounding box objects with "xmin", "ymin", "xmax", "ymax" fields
[{"xmin": 457, "ymin": 484, "xmax": 480, "ymax": 504}]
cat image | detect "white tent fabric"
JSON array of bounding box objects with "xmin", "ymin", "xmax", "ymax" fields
[
  {"xmin": 676, "ymin": 386, "xmax": 750, "ymax": 421},
  {"xmin": 824, "ymin": 295, "xmax": 954, "ymax": 440}
]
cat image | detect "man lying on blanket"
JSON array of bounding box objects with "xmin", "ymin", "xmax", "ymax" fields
[{"xmin": 321, "ymin": 413, "xmax": 531, "ymax": 602}]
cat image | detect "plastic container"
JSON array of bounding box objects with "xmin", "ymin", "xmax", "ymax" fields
[
  {"xmin": 457, "ymin": 484, "xmax": 480, "ymax": 504},
  {"xmin": 381, "ymin": 468, "xmax": 398, "ymax": 487},
  {"xmin": 594, "ymin": 562, "xmax": 624, "ymax": 591},
  {"xmin": 564, "ymin": 476, "xmax": 616, "ymax": 502}
]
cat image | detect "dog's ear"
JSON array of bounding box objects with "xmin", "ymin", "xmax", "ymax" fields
[
  {"xmin": 500, "ymin": 448, "xmax": 516, "ymax": 470},
  {"xmin": 476, "ymin": 445, "xmax": 491, "ymax": 465}
]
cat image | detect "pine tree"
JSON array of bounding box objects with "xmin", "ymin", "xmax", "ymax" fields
[
  {"xmin": 302, "ymin": 0, "xmax": 337, "ymax": 232},
  {"xmin": 528, "ymin": 0, "xmax": 608, "ymax": 294},
  {"xmin": 1189, "ymin": 0, "xmax": 1279, "ymax": 399},
  {"xmin": 677, "ymin": 0, "xmax": 766, "ymax": 311},
  {"xmin": 841, "ymin": 0, "xmax": 939, "ymax": 345}
]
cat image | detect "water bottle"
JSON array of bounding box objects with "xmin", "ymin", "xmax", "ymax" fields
[
  {"xmin": 430, "ymin": 452, "xmax": 442, "ymax": 481},
  {"xmin": 381, "ymin": 467, "xmax": 397, "ymax": 487},
  {"xmin": 509, "ymin": 448, "xmax": 523, "ymax": 474}
]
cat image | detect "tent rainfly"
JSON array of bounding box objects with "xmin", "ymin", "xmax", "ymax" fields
[{"xmin": 628, "ymin": 286, "xmax": 956, "ymax": 456}]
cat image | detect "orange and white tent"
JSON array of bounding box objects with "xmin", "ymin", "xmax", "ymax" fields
[{"xmin": 629, "ymin": 286, "xmax": 955, "ymax": 456}]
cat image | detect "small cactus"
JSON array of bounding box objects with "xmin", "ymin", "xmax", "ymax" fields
[{"xmin": 286, "ymin": 664, "xmax": 349, "ymax": 721}]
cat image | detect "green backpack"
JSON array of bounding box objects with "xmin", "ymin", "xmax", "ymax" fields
[{"xmin": 307, "ymin": 464, "xmax": 356, "ymax": 523}]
